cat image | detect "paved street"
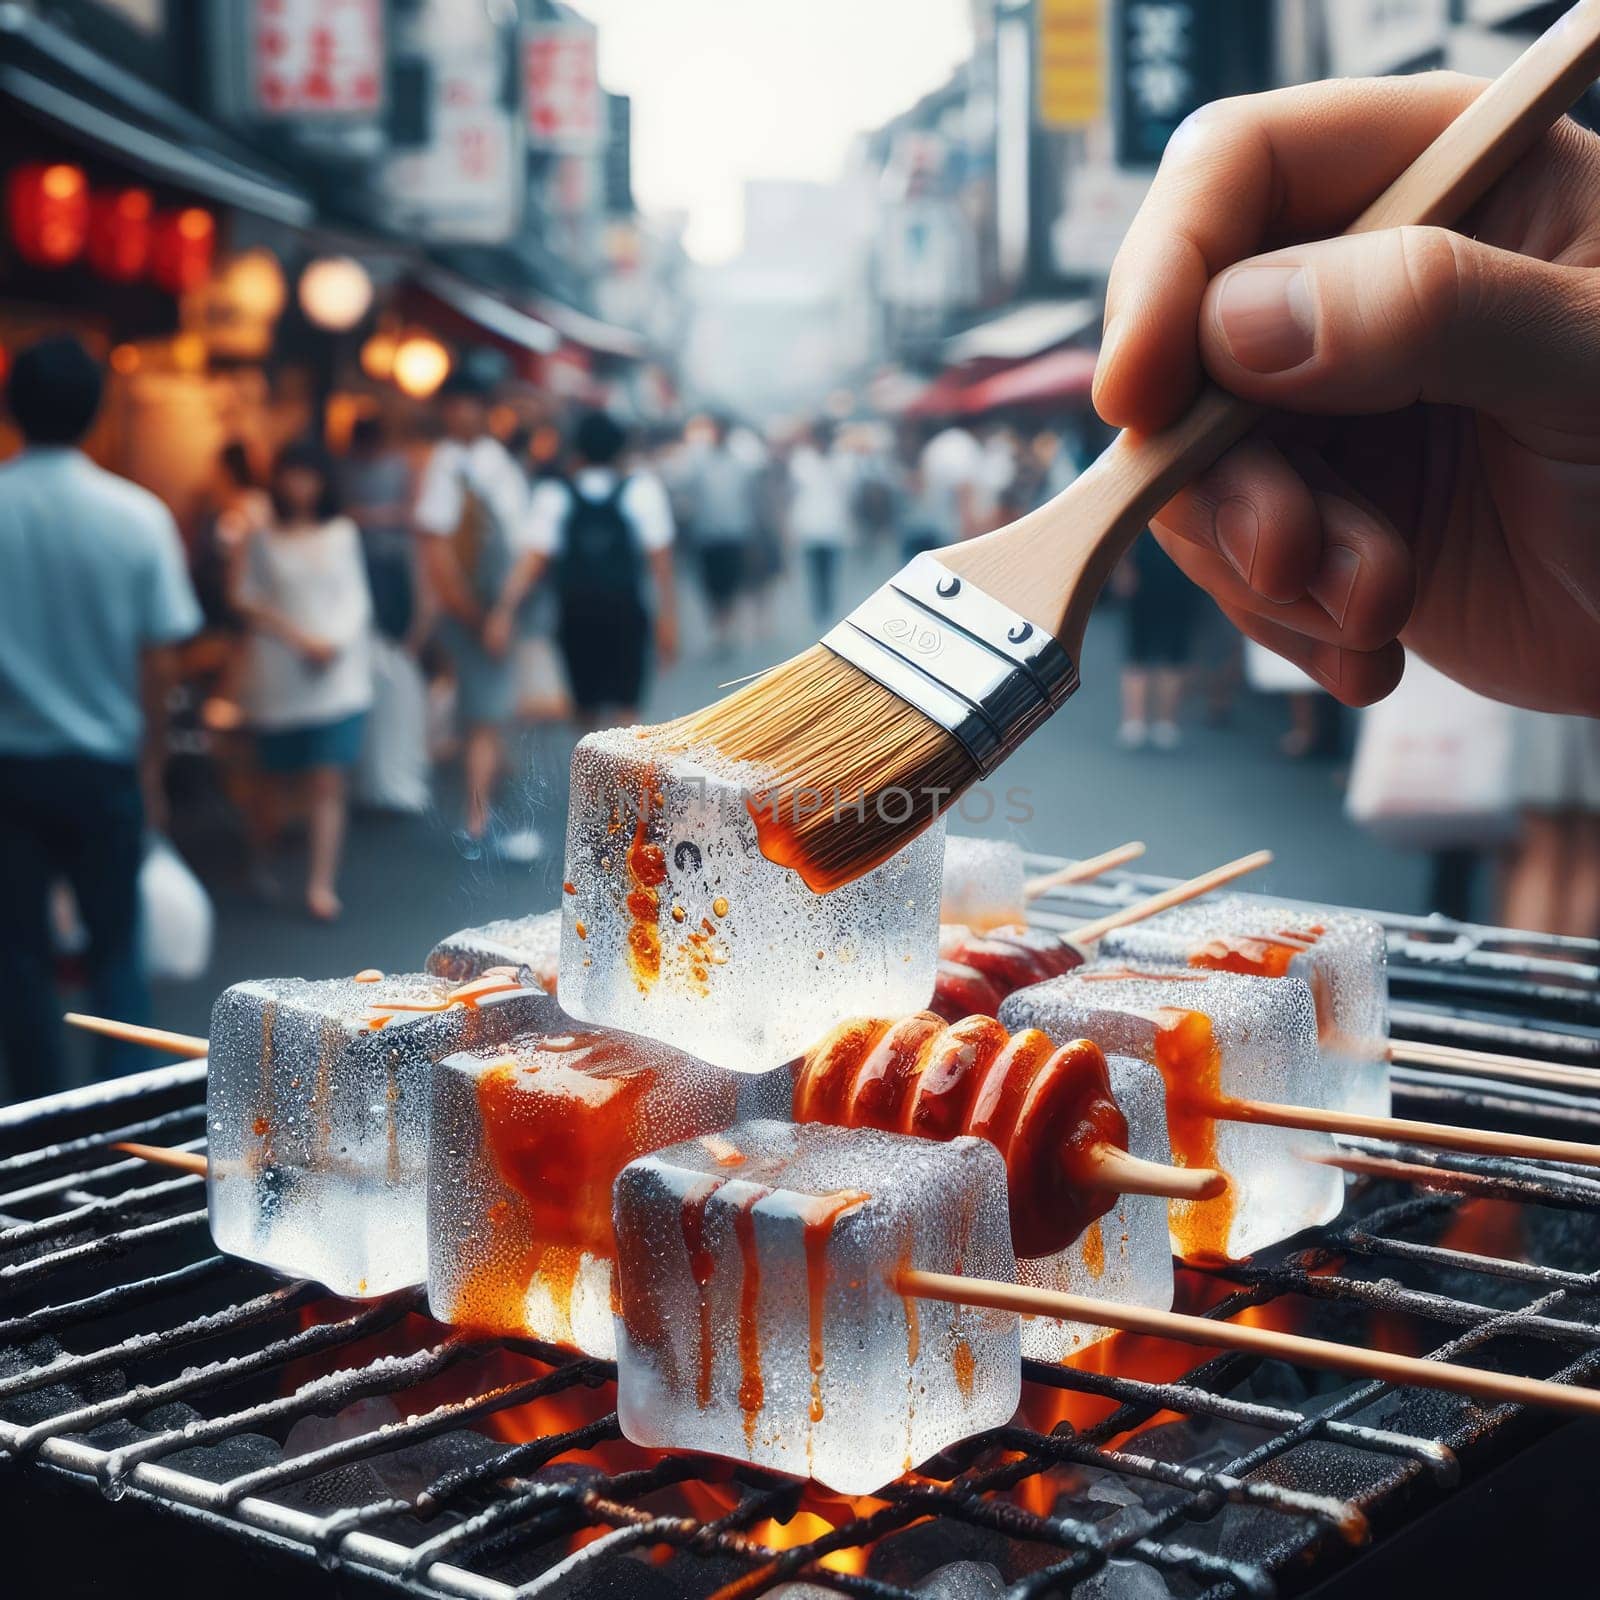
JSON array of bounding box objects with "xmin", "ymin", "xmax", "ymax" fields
[{"xmin": 134, "ymin": 553, "xmax": 1436, "ymax": 1053}]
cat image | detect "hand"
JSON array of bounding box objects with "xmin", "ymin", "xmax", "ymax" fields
[
  {"xmin": 1096, "ymin": 74, "xmax": 1600, "ymax": 715},
  {"xmin": 297, "ymin": 632, "xmax": 338, "ymax": 669},
  {"xmin": 481, "ymin": 607, "xmax": 515, "ymax": 660},
  {"xmin": 654, "ymin": 610, "xmax": 680, "ymax": 669}
]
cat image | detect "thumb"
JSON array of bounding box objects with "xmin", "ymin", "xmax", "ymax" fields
[{"xmin": 1198, "ymin": 226, "xmax": 1600, "ymax": 424}]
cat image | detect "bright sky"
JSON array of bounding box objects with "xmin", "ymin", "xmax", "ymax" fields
[{"xmin": 573, "ymin": 0, "xmax": 975, "ymax": 262}]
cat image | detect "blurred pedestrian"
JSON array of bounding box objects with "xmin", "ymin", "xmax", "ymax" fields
[
  {"xmin": 905, "ymin": 417, "xmax": 985, "ymax": 558},
  {"xmin": 342, "ymin": 415, "xmax": 416, "ymax": 646},
  {"xmin": 685, "ymin": 414, "xmax": 759, "ymax": 654},
  {"xmin": 192, "ymin": 440, "xmax": 270, "ymax": 630},
  {"xmin": 1501, "ymin": 712, "xmax": 1600, "ymax": 938},
  {"xmin": 231, "ymin": 441, "xmax": 372, "ymax": 922},
  {"xmin": 786, "ymin": 419, "xmax": 852, "ymax": 627},
  {"xmin": 0, "ymin": 336, "xmax": 201, "ymax": 1097},
  {"xmin": 412, "ymin": 365, "xmax": 540, "ymax": 857},
  {"xmin": 1116, "ymin": 536, "xmax": 1199, "ymax": 751},
  {"xmin": 490, "ymin": 410, "xmax": 678, "ymax": 728}
]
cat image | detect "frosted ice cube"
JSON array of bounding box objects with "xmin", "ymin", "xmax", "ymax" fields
[
  {"xmin": 557, "ymin": 727, "xmax": 944, "ymax": 1074},
  {"xmin": 1100, "ymin": 895, "xmax": 1389, "ymax": 1116},
  {"xmin": 207, "ymin": 972, "xmax": 553, "ymax": 1297},
  {"xmin": 941, "ymin": 836, "xmax": 1027, "ymax": 931},
  {"xmin": 1000, "ymin": 969, "xmax": 1342, "ymax": 1262},
  {"xmin": 614, "ymin": 1120, "xmax": 1020, "ymax": 1494},
  {"xmin": 1019, "ymin": 1056, "xmax": 1175, "ymax": 1362},
  {"xmin": 427, "ymin": 1022, "xmax": 737, "ymax": 1357},
  {"xmin": 427, "ymin": 910, "xmax": 563, "ymax": 993}
]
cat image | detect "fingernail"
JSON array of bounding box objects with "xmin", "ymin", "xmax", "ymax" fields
[
  {"xmin": 1215, "ymin": 498, "xmax": 1258, "ymax": 583},
  {"xmin": 1310, "ymin": 546, "xmax": 1361, "ymax": 627},
  {"xmin": 1215, "ymin": 265, "xmax": 1315, "ymax": 373}
]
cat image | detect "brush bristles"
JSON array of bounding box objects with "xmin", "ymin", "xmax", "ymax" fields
[{"xmin": 665, "ymin": 645, "xmax": 979, "ymax": 891}]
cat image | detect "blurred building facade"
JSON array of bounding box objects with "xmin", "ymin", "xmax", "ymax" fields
[
  {"xmin": 732, "ymin": 0, "xmax": 1580, "ymax": 429},
  {"xmin": 0, "ymin": 0, "xmax": 683, "ymax": 515}
]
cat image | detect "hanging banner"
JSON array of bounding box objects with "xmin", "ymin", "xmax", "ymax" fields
[
  {"xmin": 1037, "ymin": 0, "xmax": 1103, "ymax": 130},
  {"xmin": 525, "ymin": 20, "xmax": 603, "ymax": 151},
  {"xmin": 252, "ymin": 0, "xmax": 384, "ymax": 117}
]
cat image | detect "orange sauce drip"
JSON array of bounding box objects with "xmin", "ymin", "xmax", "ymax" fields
[
  {"xmin": 625, "ymin": 801, "xmax": 667, "ymax": 990},
  {"xmin": 353, "ymin": 968, "xmax": 383, "ymax": 983},
  {"xmin": 363, "ymin": 975, "xmax": 526, "ymax": 1031},
  {"xmin": 1081, "ymin": 1217, "xmax": 1105, "ymax": 1279},
  {"xmin": 1186, "ymin": 924, "xmax": 1326, "ymax": 980},
  {"xmin": 1150, "ymin": 1007, "xmax": 1235, "ymax": 1261},
  {"xmin": 680, "ymin": 1179, "xmax": 720, "ymax": 1409},
  {"xmin": 251, "ymin": 1116, "xmax": 269, "ymax": 1137},
  {"xmin": 455, "ymin": 1040, "xmax": 655, "ymax": 1341},
  {"xmin": 734, "ymin": 1193, "xmax": 765, "ymax": 1444},
  {"xmin": 953, "ymin": 1337, "xmax": 975, "ymax": 1399},
  {"xmin": 896, "ymin": 1237, "xmax": 921, "ymax": 1367},
  {"xmin": 562, "ymin": 880, "xmax": 576, "ymax": 895},
  {"xmin": 801, "ymin": 1191, "xmax": 870, "ymax": 1425}
]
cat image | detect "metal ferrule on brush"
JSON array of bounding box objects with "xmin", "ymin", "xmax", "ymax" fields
[{"xmin": 821, "ymin": 554, "xmax": 1079, "ymax": 775}]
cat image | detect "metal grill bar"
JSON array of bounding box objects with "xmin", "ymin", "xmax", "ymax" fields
[{"xmin": 2, "ymin": 875, "xmax": 1597, "ymax": 1599}]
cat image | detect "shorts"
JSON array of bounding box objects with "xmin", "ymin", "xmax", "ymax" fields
[
  {"xmin": 256, "ymin": 712, "xmax": 367, "ymax": 773},
  {"xmin": 699, "ymin": 540, "xmax": 748, "ymax": 607},
  {"xmin": 560, "ymin": 595, "xmax": 650, "ymax": 713},
  {"xmin": 439, "ymin": 617, "xmax": 517, "ymax": 729}
]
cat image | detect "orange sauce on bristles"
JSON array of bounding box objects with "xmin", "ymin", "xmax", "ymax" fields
[{"xmin": 663, "ymin": 645, "xmax": 977, "ymax": 892}]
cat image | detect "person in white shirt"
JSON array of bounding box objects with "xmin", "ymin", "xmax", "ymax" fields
[
  {"xmin": 786, "ymin": 420, "xmax": 853, "ymax": 627},
  {"xmin": 905, "ymin": 420, "xmax": 986, "ymax": 558},
  {"xmin": 412, "ymin": 366, "xmax": 538, "ymax": 855},
  {"xmin": 488, "ymin": 410, "xmax": 678, "ymax": 728},
  {"xmin": 0, "ymin": 336, "xmax": 201, "ymax": 1097},
  {"xmin": 230, "ymin": 442, "xmax": 373, "ymax": 922}
]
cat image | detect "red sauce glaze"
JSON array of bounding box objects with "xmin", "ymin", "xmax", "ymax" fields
[
  {"xmin": 679, "ymin": 1178, "xmax": 720, "ymax": 1409},
  {"xmin": 733, "ymin": 1191, "xmax": 766, "ymax": 1445},
  {"xmin": 928, "ymin": 959, "xmax": 1008, "ymax": 1022},
  {"xmin": 363, "ymin": 974, "xmax": 527, "ymax": 1032},
  {"xmin": 456, "ymin": 1036, "xmax": 656, "ymax": 1340},
  {"xmin": 796, "ymin": 1014, "xmax": 1125, "ymax": 1258},
  {"xmin": 1148, "ymin": 1007, "xmax": 1235, "ymax": 1261},
  {"xmin": 625, "ymin": 802, "xmax": 668, "ymax": 991},
  {"xmin": 1187, "ymin": 924, "xmax": 1326, "ymax": 980},
  {"xmin": 942, "ymin": 925, "xmax": 1084, "ymax": 995},
  {"xmin": 801, "ymin": 1190, "xmax": 870, "ymax": 1424}
]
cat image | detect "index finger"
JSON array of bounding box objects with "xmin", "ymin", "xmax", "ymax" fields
[{"xmin": 1094, "ymin": 72, "xmax": 1486, "ymax": 433}]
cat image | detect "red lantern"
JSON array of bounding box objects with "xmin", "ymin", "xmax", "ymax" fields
[
  {"xmin": 88, "ymin": 187, "xmax": 153, "ymax": 281},
  {"xmin": 7, "ymin": 163, "xmax": 90, "ymax": 268},
  {"xmin": 150, "ymin": 207, "xmax": 215, "ymax": 295}
]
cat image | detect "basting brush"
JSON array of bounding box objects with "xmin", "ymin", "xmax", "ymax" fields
[{"xmin": 668, "ymin": 2, "xmax": 1600, "ymax": 892}]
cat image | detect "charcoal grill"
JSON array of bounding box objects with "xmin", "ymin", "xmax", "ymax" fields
[{"xmin": 2, "ymin": 861, "xmax": 1598, "ymax": 1599}]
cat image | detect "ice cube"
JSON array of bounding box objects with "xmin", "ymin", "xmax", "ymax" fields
[
  {"xmin": 614, "ymin": 1120, "xmax": 1020, "ymax": 1494},
  {"xmin": 1100, "ymin": 895, "xmax": 1389, "ymax": 1115},
  {"xmin": 1019, "ymin": 1056, "xmax": 1176, "ymax": 1362},
  {"xmin": 426, "ymin": 1021, "xmax": 737, "ymax": 1357},
  {"xmin": 557, "ymin": 727, "xmax": 944, "ymax": 1074},
  {"xmin": 1000, "ymin": 969, "xmax": 1342, "ymax": 1262},
  {"xmin": 427, "ymin": 911, "xmax": 562, "ymax": 993},
  {"xmin": 941, "ymin": 836, "xmax": 1027, "ymax": 931},
  {"xmin": 207, "ymin": 972, "xmax": 552, "ymax": 1297}
]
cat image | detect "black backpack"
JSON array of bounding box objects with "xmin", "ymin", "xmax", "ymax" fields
[{"xmin": 555, "ymin": 476, "xmax": 642, "ymax": 607}]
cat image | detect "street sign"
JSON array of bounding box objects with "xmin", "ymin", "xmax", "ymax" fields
[
  {"xmin": 525, "ymin": 20, "xmax": 603, "ymax": 151},
  {"xmin": 251, "ymin": 0, "xmax": 384, "ymax": 117},
  {"xmin": 1037, "ymin": 0, "xmax": 1104, "ymax": 130}
]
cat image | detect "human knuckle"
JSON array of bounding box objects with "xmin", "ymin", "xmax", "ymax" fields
[{"xmin": 1390, "ymin": 226, "xmax": 1465, "ymax": 348}]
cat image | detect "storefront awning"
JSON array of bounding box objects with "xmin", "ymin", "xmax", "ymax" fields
[
  {"xmin": 942, "ymin": 299, "xmax": 1098, "ymax": 365},
  {"xmin": 958, "ymin": 346, "xmax": 1099, "ymax": 412},
  {"xmin": 414, "ymin": 266, "xmax": 561, "ymax": 355},
  {"xmin": 903, "ymin": 367, "xmax": 986, "ymax": 417},
  {"xmin": 529, "ymin": 294, "xmax": 647, "ymax": 361},
  {"xmin": 0, "ymin": 13, "xmax": 312, "ymax": 225}
]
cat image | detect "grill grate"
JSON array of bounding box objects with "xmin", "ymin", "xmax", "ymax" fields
[{"xmin": 2, "ymin": 870, "xmax": 1598, "ymax": 1599}]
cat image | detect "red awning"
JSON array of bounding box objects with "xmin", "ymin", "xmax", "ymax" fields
[
  {"xmin": 959, "ymin": 346, "xmax": 1098, "ymax": 412},
  {"xmin": 903, "ymin": 367, "xmax": 987, "ymax": 417}
]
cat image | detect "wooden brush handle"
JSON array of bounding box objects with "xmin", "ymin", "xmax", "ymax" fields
[{"xmin": 944, "ymin": 0, "xmax": 1600, "ymax": 646}]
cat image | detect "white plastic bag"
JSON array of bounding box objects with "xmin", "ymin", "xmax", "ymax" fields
[
  {"xmin": 141, "ymin": 835, "xmax": 214, "ymax": 981},
  {"xmin": 1346, "ymin": 657, "xmax": 1518, "ymax": 849},
  {"xmin": 355, "ymin": 635, "xmax": 431, "ymax": 814}
]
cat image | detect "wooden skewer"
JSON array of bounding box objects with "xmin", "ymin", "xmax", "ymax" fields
[
  {"xmin": 1388, "ymin": 1039, "xmax": 1596, "ymax": 1095},
  {"xmin": 1024, "ymin": 841, "xmax": 1147, "ymax": 901},
  {"xmin": 1068, "ymin": 851, "xmax": 1274, "ymax": 946},
  {"xmin": 113, "ymin": 1141, "xmax": 208, "ymax": 1176},
  {"xmin": 901, "ymin": 1267, "xmax": 1600, "ymax": 1420},
  {"xmin": 1227, "ymin": 1097, "xmax": 1600, "ymax": 1171},
  {"xmin": 65, "ymin": 1013, "xmax": 208, "ymax": 1059},
  {"xmin": 1084, "ymin": 1143, "xmax": 1225, "ymax": 1202}
]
